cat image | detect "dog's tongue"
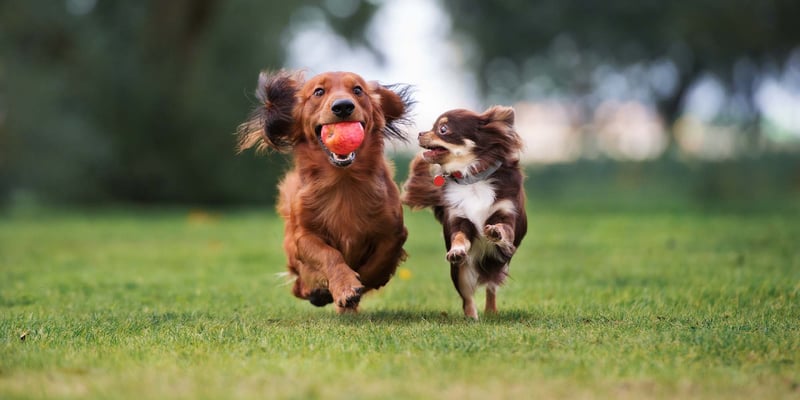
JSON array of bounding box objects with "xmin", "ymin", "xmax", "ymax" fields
[{"xmin": 321, "ymin": 122, "xmax": 364, "ymax": 155}]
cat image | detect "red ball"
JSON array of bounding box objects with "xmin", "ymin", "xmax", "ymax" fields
[{"xmin": 321, "ymin": 122, "xmax": 365, "ymax": 155}]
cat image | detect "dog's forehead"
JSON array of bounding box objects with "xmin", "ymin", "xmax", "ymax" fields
[
  {"xmin": 305, "ymin": 71, "xmax": 366, "ymax": 90},
  {"xmin": 440, "ymin": 109, "xmax": 480, "ymax": 126}
]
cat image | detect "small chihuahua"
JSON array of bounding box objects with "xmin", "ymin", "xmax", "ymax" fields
[{"xmin": 402, "ymin": 106, "xmax": 527, "ymax": 319}]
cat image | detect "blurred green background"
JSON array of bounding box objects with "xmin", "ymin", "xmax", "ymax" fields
[{"xmin": 2, "ymin": 0, "xmax": 799, "ymax": 209}]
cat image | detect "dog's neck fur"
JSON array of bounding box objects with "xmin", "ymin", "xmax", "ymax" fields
[{"xmin": 436, "ymin": 160, "xmax": 502, "ymax": 186}]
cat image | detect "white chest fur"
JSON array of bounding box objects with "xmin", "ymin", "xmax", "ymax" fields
[{"xmin": 443, "ymin": 180, "xmax": 497, "ymax": 229}]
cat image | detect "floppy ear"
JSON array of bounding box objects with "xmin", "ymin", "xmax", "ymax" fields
[
  {"xmin": 236, "ymin": 70, "xmax": 303, "ymax": 153},
  {"xmin": 370, "ymin": 82, "xmax": 415, "ymax": 141}
]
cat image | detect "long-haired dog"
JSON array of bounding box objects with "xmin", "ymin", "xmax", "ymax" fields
[
  {"xmin": 237, "ymin": 70, "xmax": 413, "ymax": 313},
  {"xmin": 402, "ymin": 106, "xmax": 527, "ymax": 319}
]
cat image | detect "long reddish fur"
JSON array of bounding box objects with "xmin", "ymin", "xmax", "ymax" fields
[{"xmin": 237, "ymin": 70, "xmax": 413, "ymax": 313}]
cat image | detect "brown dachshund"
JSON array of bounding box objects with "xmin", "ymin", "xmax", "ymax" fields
[{"xmin": 238, "ymin": 70, "xmax": 413, "ymax": 313}]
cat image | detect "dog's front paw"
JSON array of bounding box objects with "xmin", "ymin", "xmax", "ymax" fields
[
  {"xmin": 484, "ymin": 224, "xmax": 516, "ymax": 257},
  {"xmin": 308, "ymin": 288, "xmax": 334, "ymax": 307},
  {"xmin": 331, "ymin": 282, "xmax": 364, "ymax": 311},
  {"xmin": 446, "ymin": 246, "xmax": 468, "ymax": 264},
  {"xmin": 484, "ymin": 224, "xmax": 504, "ymax": 242},
  {"xmin": 341, "ymin": 285, "xmax": 364, "ymax": 309}
]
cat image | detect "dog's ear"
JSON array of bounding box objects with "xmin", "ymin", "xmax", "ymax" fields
[
  {"xmin": 480, "ymin": 105, "xmax": 523, "ymax": 155},
  {"xmin": 237, "ymin": 70, "xmax": 303, "ymax": 153},
  {"xmin": 370, "ymin": 82, "xmax": 415, "ymax": 142},
  {"xmin": 481, "ymin": 105, "xmax": 515, "ymax": 129}
]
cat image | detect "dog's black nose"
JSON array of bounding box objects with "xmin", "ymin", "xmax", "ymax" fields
[{"xmin": 331, "ymin": 99, "xmax": 355, "ymax": 117}]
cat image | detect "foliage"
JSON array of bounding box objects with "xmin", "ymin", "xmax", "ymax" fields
[
  {"xmin": 1, "ymin": 206, "xmax": 798, "ymax": 399},
  {"xmin": 523, "ymin": 154, "xmax": 800, "ymax": 212},
  {"xmin": 440, "ymin": 0, "xmax": 800, "ymax": 146},
  {"xmin": 2, "ymin": 1, "xmax": 799, "ymax": 206},
  {"xmin": 0, "ymin": 0, "xmax": 378, "ymax": 205},
  {"xmin": 383, "ymin": 153, "xmax": 800, "ymax": 213}
]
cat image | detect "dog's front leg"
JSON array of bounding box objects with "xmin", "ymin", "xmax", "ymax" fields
[
  {"xmin": 356, "ymin": 226, "xmax": 408, "ymax": 289},
  {"xmin": 446, "ymin": 216, "xmax": 477, "ymax": 263},
  {"xmin": 295, "ymin": 232, "xmax": 364, "ymax": 312},
  {"xmin": 484, "ymin": 209, "xmax": 518, "ymax": 259},
  {"xmin": 446, "ymin": 231, "xmax": 471, "ymax": 264}
]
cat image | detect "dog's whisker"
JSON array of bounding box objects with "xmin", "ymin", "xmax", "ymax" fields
[{"xmin": 274, "ymin": 271, "xmax": 297, "ymax": 287}]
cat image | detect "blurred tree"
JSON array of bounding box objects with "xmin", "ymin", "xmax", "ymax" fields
[
  {"xmin": 440, "ymin": 0, "xmax": 800, "ymax": 153},
  {"xmin": 0, "ymin": 0, "xmax": 378, "ymax": 205}
]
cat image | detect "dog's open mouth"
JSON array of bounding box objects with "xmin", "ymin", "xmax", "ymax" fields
[
  {"xmin": 422, "ymin": 145, "xmax": 449, "ymax": 160},
  {"xmin": 315, "ymin": 122, "xmax": 365, "ymax": 167}
]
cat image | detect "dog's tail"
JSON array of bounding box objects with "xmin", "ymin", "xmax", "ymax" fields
[{"xmin": 401, "ymin": 154, "xmax": 443, "ymax": 209}]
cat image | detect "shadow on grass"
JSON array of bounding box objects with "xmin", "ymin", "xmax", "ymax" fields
[
  {"xmin": 312, "ymin": 307, "xmax": 646, "ymax": 331},
  {"xmin": 327, "ymin": 308, "xmax": 548, "ymax": 326}
]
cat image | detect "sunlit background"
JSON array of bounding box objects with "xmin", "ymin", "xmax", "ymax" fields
[
  {"xmin": 2, "ymin": 0, "xmax": 799, "ymax": 207},
  {"xmin": 285, "ymin": 0, "xmax": 800, "ymax": 161}
]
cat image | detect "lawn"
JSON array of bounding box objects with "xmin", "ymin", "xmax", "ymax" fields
[{"xmin": 1, "ymin": 205, "xmax": 798, "ymax": 399}]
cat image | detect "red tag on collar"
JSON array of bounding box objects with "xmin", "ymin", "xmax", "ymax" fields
[{"xmin": 433, "ymin": 175, "xmax": 446, "ymax": 187}]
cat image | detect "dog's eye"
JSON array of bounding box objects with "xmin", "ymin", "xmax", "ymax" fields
[
  {"xmin": 353, "ymin": 86, "xmax": 363, "ymax": 96},
  {"xmin": 313, "ymin": 88, "xmax": 325, "ymax": 97},
  {"xmin": 439, "ymin": 125, "xmax": 448, "ymax": 135}
]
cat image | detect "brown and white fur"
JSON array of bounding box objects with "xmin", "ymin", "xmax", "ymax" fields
[
  {"xmin": 402, "ymin": 106, "xmax": 527, "ymax": 319},
  {"xmin": 237, "ymin": 70, "xmax": 413, "ymax": 313}
]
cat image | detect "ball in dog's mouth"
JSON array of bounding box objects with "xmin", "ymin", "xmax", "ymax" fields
[
  {"xmin": 317, "ymin": 122, "xmax": 365, "ymax": 167},
  {"xmin": 322, "ymin": 122, "xmax": 364, "ymax": 154}
]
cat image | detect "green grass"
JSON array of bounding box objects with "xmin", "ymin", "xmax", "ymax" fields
[{"xmin": 1, "ymin": 206, "xmax": 798, "ymax": 399}]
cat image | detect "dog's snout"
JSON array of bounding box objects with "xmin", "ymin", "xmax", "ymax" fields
[{"xmin": 331, "ymin": 99, "xmax": 355, "ymax": 117}]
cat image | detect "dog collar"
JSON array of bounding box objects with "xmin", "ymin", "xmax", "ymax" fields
[{"xmin": 433, "ymin": 161, "xmax": 502, "ymax": 186}]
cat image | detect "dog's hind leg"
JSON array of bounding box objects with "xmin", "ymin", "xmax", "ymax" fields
[
  {"xmin": 484, "ymin": 263, "xmax": 509, "ymax": 314},
  {"xmin": 451, "ymin": 262, "xmax": 480, "ymax": 320},
  {"xmin": 485, "ymin": 284, "xmax": 498, "ymax": 314},
  {"xmin": 356, "ymin": 225, "xmax": 408, "ymax": 290}
]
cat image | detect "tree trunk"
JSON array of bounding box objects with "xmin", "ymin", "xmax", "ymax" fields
[{"xmin": 657, "ymin": 63, "xmax": 701, "ymax": 158}]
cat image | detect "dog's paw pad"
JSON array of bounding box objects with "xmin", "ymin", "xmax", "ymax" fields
[
  {"xmin": 308, "ymin": 288, "xmax": 334, "ymax": 307},
  {"xmin": 446, "ymin": 247, "xmax": 467, "ymax": 264},
  {"xmin": 484, "ymin": 225, "xmax": 503, "ymax": 242},
  {"xmin": 336, "ymin": 285, "xmax": 364, "ymax": 309}
]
